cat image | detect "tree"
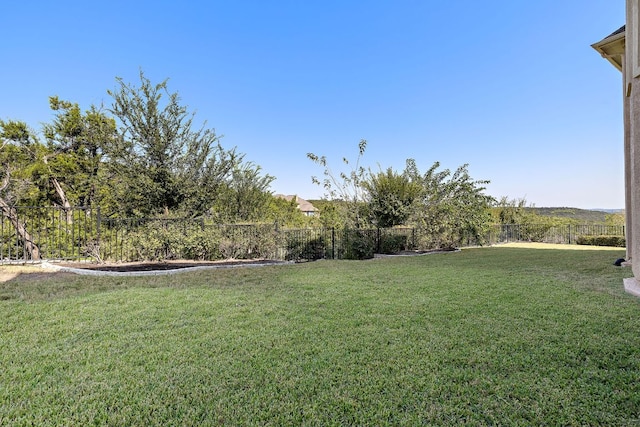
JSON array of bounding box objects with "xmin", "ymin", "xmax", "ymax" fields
[
  {"xmin": 263, "ymin": 195, "xmax": 311, "ymax": 228},
  {"xmin": 0, "ymin": 120, "xmax": 42, "ymax": 259},
  {"xmin": 0, "ymin": 120, "xmax": 51, "ymax": 206},
  {"xmin": 492, "ymin": 196, "xmax": 534, "ymax": 224},
  {"xmin": 307, "ymin": 142, "xmax": 494, "ymax": 248},
  {"xmin": 210, "ymin": 163, "xmax": 275, "ymax": 223},
  {"xmin": 308, "ymin": 199, "xmax": 342, "ymax": 229},
  {"xmin": 308, "ymin": 139, "xmax": 369, "ymax": 228},
  {"xmin": 606, "ymin": 211, "xmax": 625, "ymax": 227},
  {"xmin": 107, "ymin": 71, "xmax": 239, "ymax": 217},
  {"xmin": 363, "ymin": 166, "xmax": 420, "ymax": 227},
  {"xmin": 43, "ymin": 97, "xmax": 118, "ymax": 211},
  {"xmin": 406, "ymin": 160, "xmax": 494, "ymax": 249}
]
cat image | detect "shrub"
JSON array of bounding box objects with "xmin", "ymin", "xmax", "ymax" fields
[
  {"xmin": 116, "ymin": 220, "xmax": 225, "ymax": 261},
  {"xmin": 575, "ymin": 235, "xmax": 625, "ymax": 247},
  {"xmin": 519, "ymin": 223, "xmax": 554, "ymax": 242},
  {"xmin": 340, "ymin": 229, "xmax": 375, "ymax": 260},
  {"xmin": 218, "ymin": 224, "xmax": 280, "ymax": 259},
  {"xmin": 379, "ymin": 234, "xmax": 408, "ymax": 254},
  {"xmin": 182, "ymin": 229, "xmax": 223, "ymax": 260},
  {"xmin": 285, "ymin": 234, "xmax": 326, "ymax": 261},
  {"xmin": 129, "ymin": 224, "xmax": 183, "ymax": 260}
]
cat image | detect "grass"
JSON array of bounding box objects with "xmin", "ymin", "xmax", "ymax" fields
[{"xmin": 1, "ymin": 245, "xmax": 639, "ymax": 425}]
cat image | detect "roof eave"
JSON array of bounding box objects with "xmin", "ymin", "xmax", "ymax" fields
[{"xmin": 592, "ymin": 30, "xmax": 626, "ymax": 72}]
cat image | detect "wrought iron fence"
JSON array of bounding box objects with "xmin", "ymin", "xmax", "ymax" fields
[
  {"xmin": 0, "ymin": 206, "xmax": 627, "ymax": 263},
  {"xmin": 0, "ymin": 206, "xmax": 97, "ymax": 262},
  {"xmin": 487, "ymin": 224, "xmax": 625, "ymax": 245}
]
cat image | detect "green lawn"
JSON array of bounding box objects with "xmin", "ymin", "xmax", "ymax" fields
[{"xmin": 1, "ymin": 246, "xmax": 639, "ymax": 426}]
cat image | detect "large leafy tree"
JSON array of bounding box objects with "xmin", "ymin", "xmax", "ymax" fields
[
  {"xmin": 405, "ymin": 160, "xmax": 494, "ymax": 249},
  {"xmin": 43, "ymin": 97, "xmax": 117, "ymax": 209},
  {"xmin": 307, "ymin": 141, "xmax": 494, "ymax": 246},
  {"xmin": 0, "ymin": 109, "xmax": 115, "ymax": 259},
  {"xmin": 107, "ymin": 71, "xmax": 239, "ymax": 217},
  {"xmin": 491, "ymin": 196, "xmax": 533, "ymax": 224},
  {"xmin": 263, "ymin": 195, "xmax": 313, "ymax": 228},
  {"xmin": 363, "ymin": 166, "xmax": 421, "ymax": 228},
  {"xmin": 0, "ymin": 120, "xmax": 53, "ymax": 206},
  {"xmin": 211, "ymin": 163, "xmax": 275, "ymax": 223},
  {"xmin": 0, "ymin": 120, "xmax": 44, "ymax": 259}
]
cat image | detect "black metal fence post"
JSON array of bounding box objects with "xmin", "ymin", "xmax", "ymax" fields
[
  {"xmin": 331, "ymin": 228, "xmax": 336, "ymax": 260},
  {"xmin": 96, "ymin": 206, "xmax": 101, "ymax": 245}
]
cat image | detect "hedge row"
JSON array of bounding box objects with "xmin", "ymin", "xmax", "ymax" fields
[{"xmin": 575, "ymin": 235, "xmax": 626, "ymax": 247}]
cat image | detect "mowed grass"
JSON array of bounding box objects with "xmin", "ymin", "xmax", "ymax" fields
[{"xmin": 1, "ymin": 246, "xmax": 639, "ymax": 425}]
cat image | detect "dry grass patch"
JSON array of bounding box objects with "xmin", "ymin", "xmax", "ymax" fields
[
  {"xmin": 0, "ymin": 265, "xmax": 63, "ymax": 283},
  {"xmin": 495, "ymin": 242, "xmax": 624, "ymax": 251}
]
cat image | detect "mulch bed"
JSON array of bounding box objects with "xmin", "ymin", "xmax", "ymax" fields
[
  {"xmin": 55, "ymin": 259, "xmax": 285, "ymax": 273},
  {"xmin": 52, "ymin": 250, "xmax": 455, "ymax": 273}
]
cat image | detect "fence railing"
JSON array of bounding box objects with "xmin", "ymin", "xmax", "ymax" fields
[
  {"xmin": 0, "ymin": 206, "xmax": 627, "ymax": 263},
  {"xmin": 0, "ymin": 206, "xmax": 97, "ymax": 262},
  {"xmin": 487, "ymin": 223, "xmax": 625, "ymax": 245}
]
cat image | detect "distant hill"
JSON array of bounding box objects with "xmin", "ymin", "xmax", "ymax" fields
[
  {"xmin": 308, "ymin": 201, "xmax": 622, "ymax": 223},
  {"xmin": 525, "ymin": 207, "xmax": 620, "ymax": 223},
  {"xmin": 590, "ymin": 208, "xmax": 625, "ymax": 214}
]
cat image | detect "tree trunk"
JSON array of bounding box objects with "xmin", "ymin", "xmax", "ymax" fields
[
  {"xmin": 41, "ymin": 156, "xmax": 73, "ymax": 223},
  {"xmin": 51, "ymin": 177, "xmax": 73, "ymax": 223},
  {"xmin": 0, "ymin": 168, "xmax": 41, "ymax": 260},
  {"xmin": 0, "ymin": 198, "xmax": 41, "ymax": 260}
]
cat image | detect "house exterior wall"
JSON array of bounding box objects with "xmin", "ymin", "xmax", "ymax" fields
[
  {"xmin": 592, "ymin": 28, "xmax": 629, "ymax": 261},
  {"xmin": 624, "ymin": 64, "xmax": 633, "ymax": 264},
  {"xmin": 592, "ymin": 3, "xmax": 640, "ymax": 292},
  {"xmin": 628, "ymin": 0, "xmax": 640, "ymax": 278}
]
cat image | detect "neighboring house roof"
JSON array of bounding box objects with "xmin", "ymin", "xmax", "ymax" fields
[
  {"xmin": 592, "ymin": 25, "xmax": 626, "ymax": 71},
  {"xmin": 275, "ymin": 194, "xmax": 319, "ymax": 214}
]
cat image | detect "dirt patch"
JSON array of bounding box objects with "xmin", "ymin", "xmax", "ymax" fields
[
  {"xmin": 0, "ymin": 271, "xmax": 19, "ymax": 283},
  {"xmin": 0, "ymin": 265, "xmax": 74, "ymax": 283}
]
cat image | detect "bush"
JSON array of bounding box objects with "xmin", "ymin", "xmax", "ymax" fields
[
  {"xmin": 340, "ymin": 229, "xmax": 375, "ymax": 260},
  {"xmin": 182, "ymin": 229, "xmax": 223, "ymax": 260},
  {"xmin": 285, "ymin": 233, "xmax": 326, "ymax": 261},
  {"xmin": 128, "ymin": 225, "xmax": 183, "ymax": 261},
  {"xmin": 125, "ymin": 222, "xmax": 223, "ymax": 261},
  {"xmin": 379, "ymin": 234, "xmax": 408, "ymax": 254},
  {"xmin": 519, "ymin": 223, "xmax": 554, "ymax": 242},
  {"xmin": 218, "ymin": 224, "xmax": 280, "ymax": 259},
  {"xmin": 575, "ymin": 235, "xmax": 625, "ymax": 247}
]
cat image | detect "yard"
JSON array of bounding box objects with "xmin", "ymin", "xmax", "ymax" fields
[{"xmin": 1, "ymin": 244, "xmax": 638, "ymax": 425}]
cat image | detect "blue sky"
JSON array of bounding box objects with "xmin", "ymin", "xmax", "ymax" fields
[{"xmin": 1, "ymin": 1, "xmax": 626, "ymax": 208}]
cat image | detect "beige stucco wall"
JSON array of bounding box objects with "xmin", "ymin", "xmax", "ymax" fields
[
  {"xmin": 592, "ymin": 3, "xmax": 639, "ymax": 291},
  {"xmin": 624, "ymin": 72, "xmax": 632, "ymax": 263},
  {"xmin": 627, "ymin": 0, "xmax": 640, "ymax": 278}
]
